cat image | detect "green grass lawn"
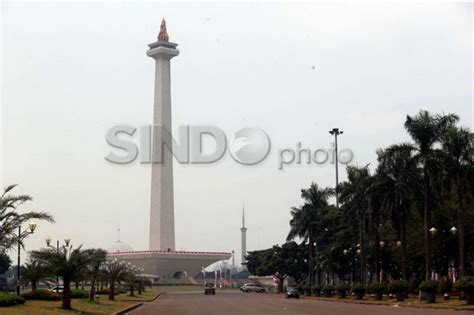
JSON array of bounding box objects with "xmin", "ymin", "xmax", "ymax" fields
[{"xmin": 0, "ymin": 287, "xmax": 159, "ymax": 315}]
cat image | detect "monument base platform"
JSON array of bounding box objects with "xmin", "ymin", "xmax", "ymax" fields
[{"xmin": 107, "ymin": 250, "xmax": 231, "ymax": 284}]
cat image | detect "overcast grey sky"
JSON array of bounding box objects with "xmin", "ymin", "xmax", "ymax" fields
[{"xmin": 1, "ymin": 2, "xmax": 472, "ymax": 264}]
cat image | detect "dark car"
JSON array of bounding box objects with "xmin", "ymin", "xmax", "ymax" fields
[
  {"xmin": 286, "ymin": 287, "xmax": 300, "ymax": 299},
  {"xmin": 204, "ymin": 283, "xmax": 216, "ymax": 295}
]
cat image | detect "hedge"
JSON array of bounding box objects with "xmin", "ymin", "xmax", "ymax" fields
[
  {"xmin": 20, "ymin": 289, "xmax": 61, "ymax": 301},
  {"xmin": 0, "ymin": 292, "xmax": 26, "ymax": 307}
]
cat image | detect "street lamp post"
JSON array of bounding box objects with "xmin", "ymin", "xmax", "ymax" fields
[
  {"xmin": 16, "ymin": 222, "xmax": 37, "ymax": 295},
  {"xmin": 45, "ymin": 237, "xmax": 71, "ymax": 293},
  {"xmin": 329, "ymin": 128, "xmax": 343, "ymax": 208},
  {"xmin": 429, "ymin": 227, "xmax": 438, "ymax": 279}
]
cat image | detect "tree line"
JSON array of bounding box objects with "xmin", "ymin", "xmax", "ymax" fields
[
  {"xmin": 0, "ymin": 185, "xmax": 148, "ymax": 310},
  {"xmin": 246, "ymin": 110, "xmax": 473, "ymax": 288}
]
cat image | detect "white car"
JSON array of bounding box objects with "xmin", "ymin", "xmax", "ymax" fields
[
  {"xmin": 240, "ymin": 283, "xmax": 265, "ymax": 293},
  {"xmin": 49, "ymin": 286, "xmax": 64, "ymax": 293}
]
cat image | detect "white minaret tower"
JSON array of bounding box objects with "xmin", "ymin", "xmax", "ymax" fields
[
  {"xmin": 147, "ymin": 19, "xmax": 179, "ymax": 251},
  {"xmin": 240, "ymin": 204, "xmax": 247, "ymax": 266}
]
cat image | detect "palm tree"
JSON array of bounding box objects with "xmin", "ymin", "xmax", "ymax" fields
[
  {"xmin": 102, "ymin": 259, "xmax": 127, "ymax": 301},
  {"xmin": 375, "ymin": 144, "xmax": 421, "ymax": 280},
  {"xmin": 0, "ymin": 185, "xmax": 54, "ymax": 251},
  {"xmin": 339, "ymin": 165, "xmax": 373, "ymax": 284},
  {"xmin": 287, "ymin": 183, "xmax": 333, "ymax": 286},
  {"xmin": 84, "ymin": 249, "xmax": 107, "ymax": 301},
  {"xmin": 20, "ymin": 259, "xmax": 49, "ymax": 290},
  {"xmin": 441, "ymin": 126, "xmax": 473, "ymax": 277},
  {"xmin": 404, "ymin": 110, "xmax": 459, "ymax": 280},
  {"xmin": 31, "ymin": 245, "xmax": 91, "ymax": 310},
  {"xmin": 125, "ymin": 265, "xmax": 140, "ymax": 297}
]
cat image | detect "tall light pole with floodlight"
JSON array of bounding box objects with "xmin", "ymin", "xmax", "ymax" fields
[{"xmin": 329, "ymin": 128, "xmax": 343, "ymax": 208}]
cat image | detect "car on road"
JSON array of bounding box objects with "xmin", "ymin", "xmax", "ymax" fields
[
  {"xmin": 240, "ymin": 283, "xmax": 265, "ymax": 293},
  {"xmin": 286, "ymin": 287, "xmax": 300, "ymax": 299},
  {"xmin": 49, "ymin": 286, "xmax": 64, "ymax": 293},
  {"xmin": 204, "ymin": 283, "xmax": 216, "ymax": 295}
]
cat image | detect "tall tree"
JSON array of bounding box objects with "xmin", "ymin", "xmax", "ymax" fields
[
  {"xmin": 102, "ymin": 259, "xmax": 127, "ymax": 301},
  {"xmin": 0, "ymin": 185, "xmax": 54, "ymax": 251},
  {"xmin": 404, "ymin": 110, "xmax": 458, "ymax": 280},
  {"xmin": 375, "ymin": 144, "xmax": 421, "ymax": 280},
  {"xmin": 20, "ymin": 259, "xmax": 49, "ymax": 290},
  {"xmin": 0, "ymin": 252, "xmax": 11, "ymax": 274},
  {"xmin": 287, "ymin": 183, "xmax": 333, "ymax": 286},
  {"xmin": 85, "ymin": 249, "xmax": 107, "ymax": 301},
  {"xmin": 31, "ymin": 245, "xmax": 91, "ymax": 310},
  {"xmin": 339, "ymin": 165, "xmax": 373, "ymax": 284},
  {"xmin": 441, "ymin": 125, "xmax": 473, "ymax": 277}
]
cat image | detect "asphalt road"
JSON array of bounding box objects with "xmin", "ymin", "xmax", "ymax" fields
[{"xmin": 131, "ymin": 291, "xmax": 474, "ymax": 315}]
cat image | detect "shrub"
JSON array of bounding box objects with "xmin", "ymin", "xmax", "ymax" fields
[
  {"xmin": 351, "ymin": 283, "xmax": 366, "ymax": 294},
  {"xmin": 409, "ymin": 279, "xmax": 420, "ymax": 294},
  {"xmin": 335, "ymin": 283, "xmax": 350, "ymax": 292},
  {"xmin": 419, "ymin": 280, "xmax": 438, "ymax": 293},
  {"xmin": 388, "ymin": 280, "xmax": 408, "ymax": 293},
  {"xmin": 71, "ymin": 289, "xmax": 89, "ymax": 299},
  {"xmin": 21, "ymin": 289, "xmax": 61, "ymax": 301},
  {"xmin": 322, "ymin": 284, "xmax": 334, "ymax": 296},
  {"xmin": 0, "ymin": 292, "xmax": 25, "ymax": 307},
  {"xmin": 381, "ymin": 281, "xmax": 390, "ymax": 294},
  {"xmin": 97, "ymin": 288, "xmax": 110, "ymax": 295},
  {"xmin": 456, "ymin": 276, "xmax": 474, "ymax": 293},
  {"xmin": 438, "ymin": 278, "xmax": 453, "ymax": 294},
  {"xmin": 312, "ymin": 284, "xmax": 321, "ymax": 296},
  {"xmin": 368, "ymin": 283, "xmax": 384, "ymax": 293}
]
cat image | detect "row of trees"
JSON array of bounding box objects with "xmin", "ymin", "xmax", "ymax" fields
[
  {"xmin": 247, "ymin": 110, "xmax": 473, "ymax": 287},
  {"xmin": 0, "ymin": 185, "xmax": 147, "ymax": 310},
  {"xmin": 23, "ymin": 247, "xmax": 146, "ymax": 309}
]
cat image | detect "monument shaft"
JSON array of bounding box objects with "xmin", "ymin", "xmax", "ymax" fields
[
  {"xmin": 240, "ymin": 206, "xmax": 247, "ymax": 266},
  {"xmin": 147, "ymin": 20, "xmax": 179, "ymax": 251}
]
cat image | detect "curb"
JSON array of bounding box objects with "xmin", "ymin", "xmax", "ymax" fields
[
  {"xmin": 114, "ymin": 292, "xmax": 162, "ymax": 314},
  {"xmin": 115, "ymin": 302, "xmax": 144, "ymax": 315},
  {"xmin": 147, "ymin": 292, "xmax": 163, "ymax": 302},
  {"xmin": 304, "ymin": 296, "xmax": 474, "ymax": 311}
]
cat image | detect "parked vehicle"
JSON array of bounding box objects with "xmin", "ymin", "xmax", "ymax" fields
[
  {"xmin": 49, "ymin": 286, "xmax": 64, "ymax": 293},
  {"xmin": 204, "ymin": 283, "xmax": 216, "ymax": 295},
  {"xmin": 240, "ymin": 283, "xmax": 265, "ymax": 293},
  {"xmin": 286, "ymin": 287, "xmax": 300, "ymax": 299}
]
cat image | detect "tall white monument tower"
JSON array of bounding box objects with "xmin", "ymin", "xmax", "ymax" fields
[
  {"xmin": 240, "ymin": 205, "xmax": 247, "ymax": 266},
  {"xmin": 147, "ymin": 19, "xmax": 179, "ymax": 251},
  {"xmin": 105, "ymin": 22, "xmax": 231, "ymax": 282}
]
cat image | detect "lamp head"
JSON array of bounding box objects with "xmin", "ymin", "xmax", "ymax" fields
[
  {"xmin": 45, "ymin": 237, "xmax": 51, "ymax": 246},
  {"xmin": 450, "ymin": 226, "xmax": 458, "ymax": 235},
  {"xmin": 28, "ymin": 222, "xmax": 37, "ymax": 233},
  {"xmin": 64, "ymin": 238, "xmax": 71, "ymax": 246}
]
